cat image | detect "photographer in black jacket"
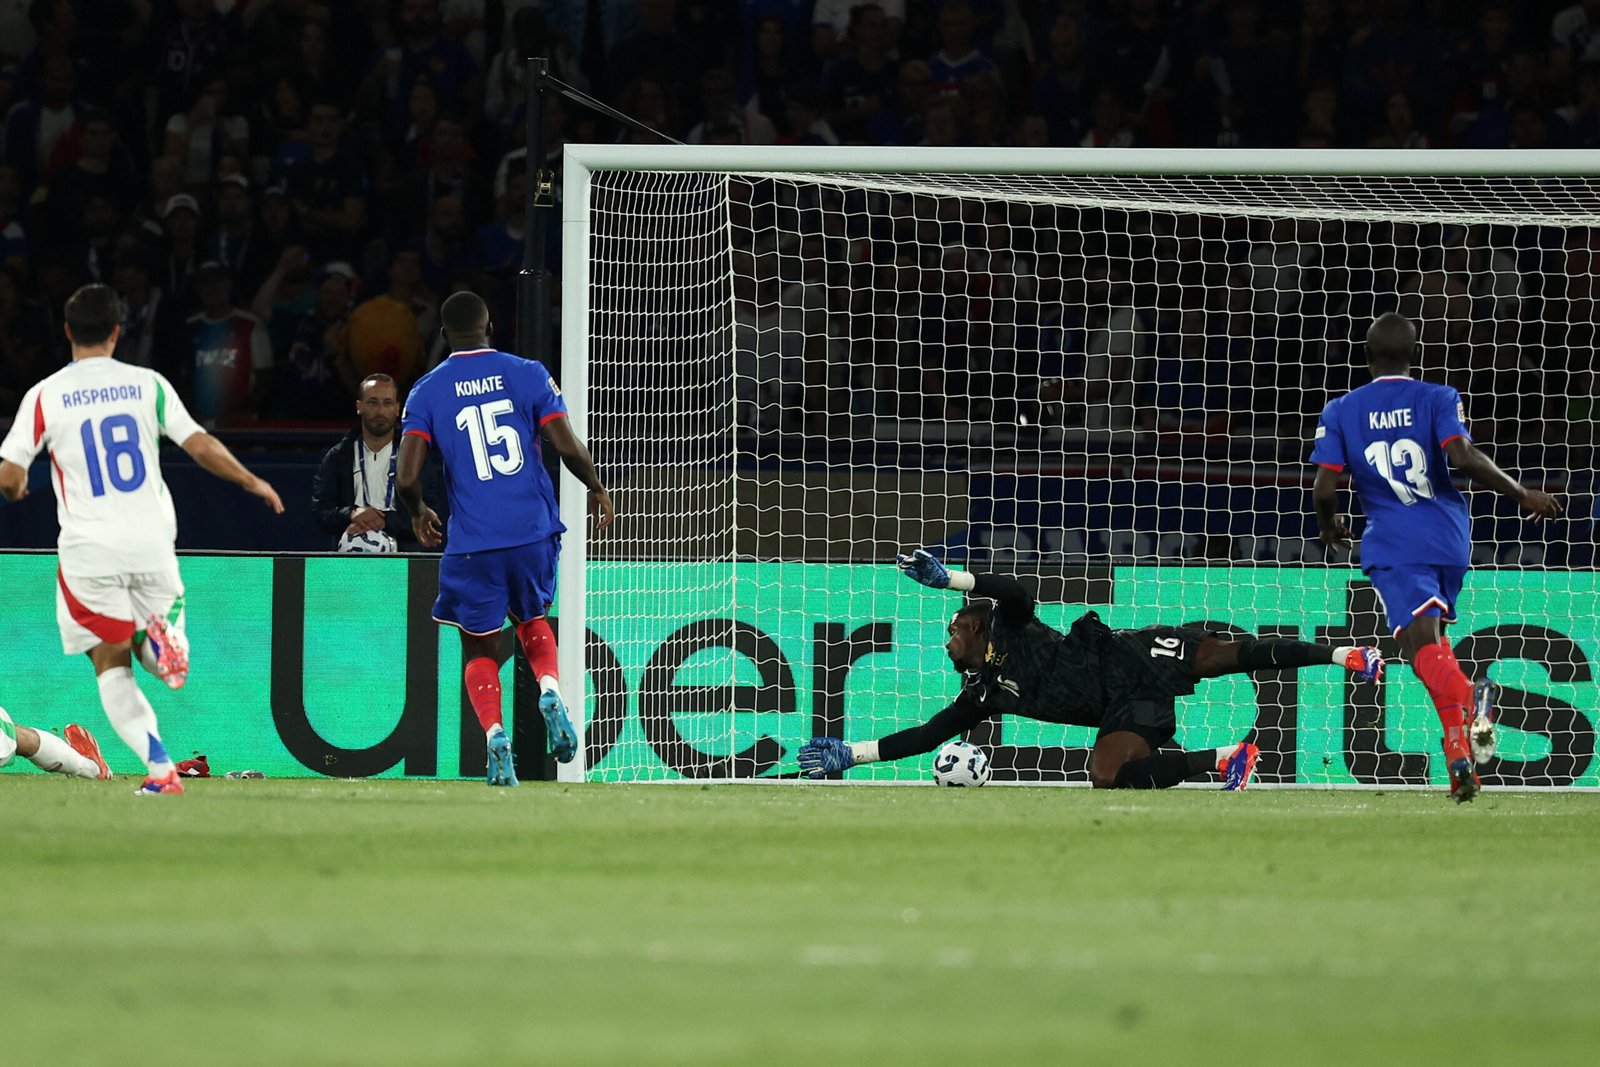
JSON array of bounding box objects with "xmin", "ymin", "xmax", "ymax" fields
[{"xmin": 312, "ymin": 373, "xmax": 446, "ymax": 551}]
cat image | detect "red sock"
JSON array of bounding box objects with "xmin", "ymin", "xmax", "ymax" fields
[
  {"xmin": 1412, "ymin": 643, "xmax": 1473, "ymax": 759},
  {"xmin": 516, "ymin": 617, "xmax": 559, "ymax": 682},
  {"xmin": 464, "ymin": 657, "xmax": 503, "ymax": 733}
]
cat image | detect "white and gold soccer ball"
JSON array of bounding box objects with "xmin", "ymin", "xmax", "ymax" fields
[
  {"xmin": 932, "ymin": 740, "xmax": 991, "ymax": 787},
  {"xmin": 337, "ymin": 530, "xmax": 399, "ymax": 554}
]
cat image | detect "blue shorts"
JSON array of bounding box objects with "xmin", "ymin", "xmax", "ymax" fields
[
  {"xmin": 1365, "ymin": 565, "xmax": 1466, "ymax": 637},
  {"xmin": 434, "ymin": 536, "xmax": 559, "ymax": 636}
]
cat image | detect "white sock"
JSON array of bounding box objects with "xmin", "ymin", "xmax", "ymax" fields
[
  {"xmin": 1332, "ymin": 645, "xmax": 1358, "ymax": 666},
  {"xmin": 487, "ymin": 722, "xmax": 506, "ymax": 740},
  {"xmin": 134, "ymin": 633, "xmax": 161, "ymax": 674},
  {"xmin": 29, "ymin": 731, "xmax": 101, "ymax": 779},
  {"xmin": 538, "ymin": 674, "xmax": 561, "ymax": 700},
  {"xmin": 1214, "ymin": 744, "xmax": 1241, "ymax": 765},
  {"xmin": 96, "ymin": 667, "xmax": 175, "ymax": 777}
]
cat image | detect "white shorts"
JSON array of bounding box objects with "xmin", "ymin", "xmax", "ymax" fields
[
  {"xmin": 0, "ymin": 706, "xmax": 15, "ymax": 769},
  {"xmin": 55, "ymin": 565, "xmax": 186, "ymax": 656}
]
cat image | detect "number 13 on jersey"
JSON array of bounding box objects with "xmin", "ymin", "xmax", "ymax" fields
[
  {"xmin": 1363, "ymin": 437, "xmax": 1435, "ymax": 505},
  {"xmin": 455, "ymin": 399, "xmax": 525, "ymax": 481}
]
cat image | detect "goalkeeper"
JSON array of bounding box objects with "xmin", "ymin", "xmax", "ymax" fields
[{"xmin": 798, "ymin": 550, "xmax": 1386, "ymax": 789}]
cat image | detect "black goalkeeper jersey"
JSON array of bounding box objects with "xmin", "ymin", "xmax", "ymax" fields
[{"xmin": 878, "ymin": 573, "xmax": 1120, "ymax": 761}]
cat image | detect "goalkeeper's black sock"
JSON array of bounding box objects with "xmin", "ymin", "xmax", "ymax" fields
[
  {"xmin": 1112, "ymin": 751, "xmax": 1214, "ymax": 789},
  {"xmin": 1236, "ymin": 638, "xmax": 1337, "ymax": 671}
]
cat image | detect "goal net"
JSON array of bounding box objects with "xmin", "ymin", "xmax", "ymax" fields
[{"xmin": 557, "ymin": 147, "xmax": 1599, "ymax": 789}]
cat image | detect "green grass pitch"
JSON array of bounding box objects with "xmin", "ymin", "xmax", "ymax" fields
[{"xmin": 2, "ymin": 777, "xmax": 1596, "ymax": 1066}]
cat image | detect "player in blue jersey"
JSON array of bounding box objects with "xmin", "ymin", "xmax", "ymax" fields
[
  {"xmin": 396, "ymin": 291, "xmax": 614, "ymax": 787},
  {"xmin": 1310, "ymin": 313, "xmax": 1562, "ymax": 802}
]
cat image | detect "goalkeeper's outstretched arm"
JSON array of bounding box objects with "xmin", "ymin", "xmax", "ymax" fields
[
  {"xmin": 896, "ymin": 548, "xmax": 1037, "ymax": 625},
  {"xmin": 797, "ymin": 697, "xmax": 988, "ymax": 778}
]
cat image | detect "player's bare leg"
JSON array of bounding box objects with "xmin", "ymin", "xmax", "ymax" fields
[
  {"xmin": 461, "ymin": 631, "xmax": 517, "ymax": 787},
  {"xmin": 88, "ymin": 640, "xmax": 182, "ymax": 795},
  {"xmin": 1397, "ymin": 618, "xmax": 1479, "ymax": 803}
]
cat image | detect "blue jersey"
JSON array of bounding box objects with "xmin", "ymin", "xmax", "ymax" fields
[
  {"xmin": 1310, "ymin": 375, "xmax": 1472, "ymax": 567},
  {"xmin": 401, "ymin": 348, "xmax": 567, "ymax": 555}
]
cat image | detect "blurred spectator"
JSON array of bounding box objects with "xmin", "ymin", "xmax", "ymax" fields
[
  {"xmin": 181, "ymin": 260, "xmax": 273, "ymax": 427},
  {"xmin": 0, "ymin": 161, "xmax": 26, "ymax": 269},
  {"xmin": 822, "ymin": 6, "xmax": 896, "ymax": 144},
  {"xmin": 205, "ymin": 174, "xmax": 272, "ymax": 299},
  {"xmin": 473, "ymin": 174, "xmax": 526, "ymax": 275},
  {"xmin": 1080, "ymin": 89, "xmax": 1138, "ymax": 148},
  {"xmin": 250, "ymin": 242, "xmax": 315, "ymax": 362},
  {"xmin": 278, "ymin": 261, "xmax": 356, "ymax": 421},
  {"xmin": 814, "ymin": 0, "xmax": 904, "ymax": 60},
  {"xmin": 1341, "ymin": 1, "xmax": 1441, "ymax": 131},
  {"xmin": 254, "ymin": 74, "xmax": 312, "ymax": 179},
  {"xmin": 867, "ymin": 58, "xmax": 933, "ymax": 144},
  {"xmin": 163, "ymin": 75, "xmax": 250, "ymax": 193},
  {"xmin": 780, "ymin": 82, "xmax": 839, "ymax": 145},
  {"xmin": 1295, "ymin": 0, "xmax": 1346, "ymax": 93},
  {"xmin": 312, "ymin": 372, "xmax": 444, "ymax": 552},
  {"xmin": 1298, "ymin": 82, "xmax": 1342, "ymax": 147},
  {"xmin": 1461, "ymin": 49, "xmax": 1567, "ymax": 148},
  {"xmin": 38, "ymin": 108, "xmax": 137, "ymax": 241},
  {"xmin": 361, "ymin": 0, "xmax": 480, "ymax": 143},
  {"xmin": 0, "ymin": 0, "xmax": 34, "ymax": 65},
  {"xmin": 388, "ymin": 113, "xmax": 487, "ymax": 245},
  {"xmin": 1368, "ymin": 91, "xmax": 1430, "ymax": 148},
  {"xmin": 283, "ymin": 99, "xmax": 369, "ymax": 262},
  {"xmin": 344, "ymin": 249, "xmax": 432, "ymax": 393},
  {"xmin": 691, "ymin": 67, "xmax": 776, "ymax": 144},
  {"xmin": 610, "ymin": 0, "xmax": 697, "ymax": 103},
  {"xmin": 158, "ymin": 193, "xmax": 203, "ymax": 301},
  {"xmin": 743, "ymin": 15, "xmax": 812, "ymax": 135},
  {"xmin": 151, "ymin": 0, "xmax": 229, "ymax": 126},
  {"xmin": 0, "ymin": 264, "xmax": 43, "ymax": 411},
  {"xmin": 484, "ymin": 5, "xmax": 588, "ymax": 130},
  {"xmin": 927, "ymin": 0, "xmax": 999, "ymax": 97},
  {"xmin": 410, "ymin": 194, "xmax": 470, "ymax": 292},
  {"xmin": 111, "ymin": 252, "xmax": 180, "ymax": 373},
  {"xmin": 615, "ymin": 77, "xmax": 679, "ymax": 143},
  {"xmin": 1563, "ymin": 62, "xmax": 1600, "ymax": 146},
  {"xmin": 1552, "ymin": 0, "xmax": 1600, "ymax": 77},
  {"xmin": 1098, "ymin": 0, "xmax": 1178, "ymax": 144},
  {"xmin": 3, "ymin": 52, "xmax": 82, "ymax": 188},
  {"xmin": 1032, "ymin": 15, "xmax": 1090, "ymax": 146},
  {"xmin": 1196, "ymin": 0, "xmax": 1291, "ymax": 146}
]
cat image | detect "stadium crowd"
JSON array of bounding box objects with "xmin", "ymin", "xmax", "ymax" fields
[{"xmin": 0, "ymin": 0, "xmax": 1596, "ymax": 447}]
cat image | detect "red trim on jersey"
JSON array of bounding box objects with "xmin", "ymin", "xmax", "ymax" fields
[
  {"xmin": 403, "ymin": 429, "xmax": 432, "ymax": 442},
  {"xmin": 1315, "ymin": 462, "xmax": 1344, "ymax": 472},
  {"xmin": 32, "ymin": 393, "xmax": 44, "ymax": 445},
  {"xmin": 449, "ymin": 348, "xmax": 495, "ymax": 357},
  {"xmin": 57, "ymin": 569, "xmax": 135, "ymax": 644},
  {"xmin": 538, "ymin": 411, "xmax": 567, "ymax": 427},
  {"xmin": 49, "ymin": 451, "xmax": 67, "ymax": 511},
  {"xmin": 1440, "ymin": 433, "xmax": 1466, "ymax": 447}
]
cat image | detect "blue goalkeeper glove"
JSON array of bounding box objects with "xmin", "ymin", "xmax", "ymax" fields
[
  {"xmin": 895, "ymin": 548, "xmax": 950, "ymax": 589},
  {"xmin": 797, "ymin": 737, "xmax": 854, "ymax": 778}
]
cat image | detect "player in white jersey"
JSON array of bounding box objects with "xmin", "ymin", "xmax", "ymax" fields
[{"xmin": 0, "ymin": 284, "xmax": 284, "ymax": 795}]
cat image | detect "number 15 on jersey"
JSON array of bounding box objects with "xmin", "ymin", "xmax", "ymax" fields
[{"xmin": 455, "ymin": 399, "xmax": 525, "ymax": 481}]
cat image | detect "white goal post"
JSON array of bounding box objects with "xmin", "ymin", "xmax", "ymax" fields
[{"xmin": 557, "ymin": 146, "xmax": 1600, "ymax": 788}]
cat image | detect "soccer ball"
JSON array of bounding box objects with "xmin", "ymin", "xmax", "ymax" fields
[
  {"xmin": 337, "ymin": 530, "xmax": 399, "ymax": 554},
  {"xmin": 931, "ymin": 741, "xmax": 991, "ymax": 787}
]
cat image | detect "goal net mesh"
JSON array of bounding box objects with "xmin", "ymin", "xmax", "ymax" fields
[{"xmin": 577, "ymin": 165, "xmax": 1599, "ymax": 787}]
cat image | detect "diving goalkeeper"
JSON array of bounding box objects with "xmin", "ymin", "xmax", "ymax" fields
[{"xmin": 797, "ymin": 550, "xmax": 1386, "ymax": 789}]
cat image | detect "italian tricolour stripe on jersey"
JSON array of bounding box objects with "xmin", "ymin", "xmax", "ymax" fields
[{"xmin": 0, "ymin": 357, "xmax": 205, "ymax": 577}]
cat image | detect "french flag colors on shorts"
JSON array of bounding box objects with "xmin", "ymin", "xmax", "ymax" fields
[
  {"xmin": 1366, "ymin": 565, "xmax": 1466, "ymax": 637},
  {"xmin": 433, "ymin": 535, "xmax": 560, "ymax": 636}
]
